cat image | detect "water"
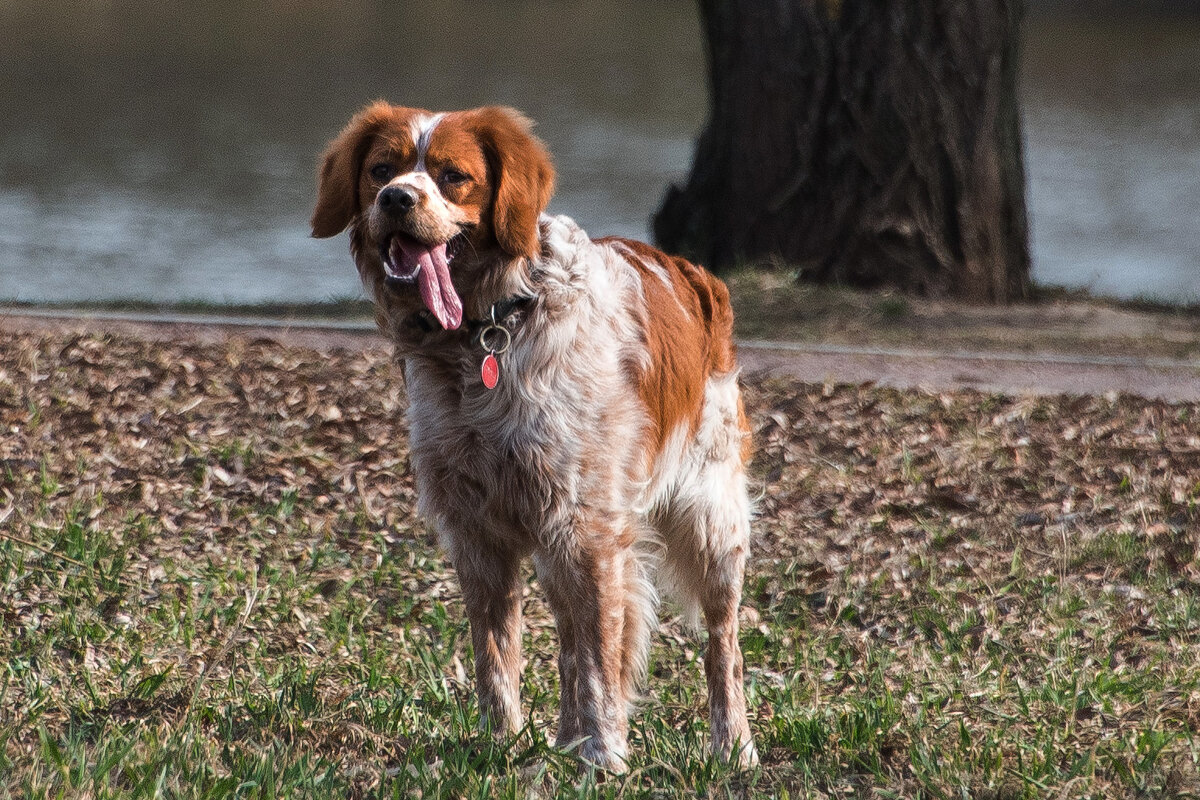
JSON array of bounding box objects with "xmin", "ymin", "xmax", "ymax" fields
[
  {"xmin": 1024, "ymin": 14, "xmax": 1200, "ymax": 302},
  {"xmin": 1, "ymin": 2, "xmax": 1198, "ymax": 305}
]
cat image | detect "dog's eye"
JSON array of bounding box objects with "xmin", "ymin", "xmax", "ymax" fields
[
  {"xmin": 369, "ymin": 164, "xmax": 396, "ymax": 182},
  {"xmin": 440, "ymin": 169, "xmax": 469, "ymax": 187}
]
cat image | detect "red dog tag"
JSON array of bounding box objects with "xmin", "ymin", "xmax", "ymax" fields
[{"xmin": 481, "ymin": 353, "xmax": 499, "ymax": 389}]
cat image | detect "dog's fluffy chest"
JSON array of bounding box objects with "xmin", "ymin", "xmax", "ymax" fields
[{"xmin": 401, "ymin": 308, "xmax": 646, "ymax": 549}]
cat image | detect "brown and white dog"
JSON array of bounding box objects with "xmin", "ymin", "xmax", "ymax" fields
[{"xmin": 311, "ymin": 102, "xmax": 757, "ymax": 770}]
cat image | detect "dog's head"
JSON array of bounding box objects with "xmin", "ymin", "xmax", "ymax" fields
[{"xmin": 311, "ymin": 103, "xmax": 555, "ymax": 330}]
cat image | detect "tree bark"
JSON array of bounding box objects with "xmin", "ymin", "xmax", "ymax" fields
[{"xmin": 655, "ymin": 0, "xmax": 1031, "ymax": 304}]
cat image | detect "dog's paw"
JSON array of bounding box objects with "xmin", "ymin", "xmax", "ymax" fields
[
  {"xmin": 716, "ymin": 736, "xmax": 759, "ymax": 770},
  {"xmin": 578, "ymin": 738, "xmax": 628, "ymax": 775}
]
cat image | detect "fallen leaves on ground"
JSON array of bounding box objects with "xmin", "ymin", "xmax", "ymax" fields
[{"xmin": 1, "ymin": 329, "xmax": 1198, "ymax": 798}]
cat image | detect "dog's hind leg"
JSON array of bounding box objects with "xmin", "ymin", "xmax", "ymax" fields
[
  {"xmin": 455, "ymin": 544, "xmax": 524, "ymax": 736},
  {"xmin": 699, "ymin": 531, "xmax": 757, "ymax": 768},
  {"xmin": 656, "ymin": 377, "xmax": 758, "ymax": 767},
  {"xmin": 659, "ymin": 487, "xmax": 758, "ymax": 767}
]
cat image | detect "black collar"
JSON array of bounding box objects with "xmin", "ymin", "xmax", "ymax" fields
[
  {"xmin": 411, "ymin": 294, "xmax": 535, "ymax": 336},
  {"xmin": 470, "ymin": 294, "xmax": 535, "ymax": 333}
]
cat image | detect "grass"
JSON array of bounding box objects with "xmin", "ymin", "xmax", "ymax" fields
[{"xmin": 2, "ymin": 330, "xmax": 1199, "ymax": 798}]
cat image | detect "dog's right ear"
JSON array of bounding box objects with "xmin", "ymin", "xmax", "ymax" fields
[{"xmin": 311, "ymin": 103, "xmax": 392, "ymax": 238}]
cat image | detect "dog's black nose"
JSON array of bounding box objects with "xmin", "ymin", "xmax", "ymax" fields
[{"xmin": 378, "ymin": 186, "xmax": 417, "ymax": 214}]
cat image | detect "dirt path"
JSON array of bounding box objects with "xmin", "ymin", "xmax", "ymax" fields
[
  {"xmin": 2, "ymin": 307, "xmax": 1198, "ymax": 401},
  {"xmin": 739, "ymin": 340, "xmax": 1199, "ymax": 401}
]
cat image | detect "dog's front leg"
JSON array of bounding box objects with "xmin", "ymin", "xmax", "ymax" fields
[
  {"xmin": 455, "ymin": 546, "xmax": 524, "ymax": 736},
  {"xmin": 543, "ymin": 588, "xmax": 580, "ymax": 751},
  {"xmin": 537, "ymin": 545, "xmax": 631, "ymax": 772}
]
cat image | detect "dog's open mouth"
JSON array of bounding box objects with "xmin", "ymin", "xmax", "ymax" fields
[{"xmin": 381, "ymin": 233, "xmax": 466, "ymax": 330}]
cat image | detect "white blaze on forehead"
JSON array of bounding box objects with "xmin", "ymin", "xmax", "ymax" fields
[
  {"xmin": 393, "ymin": 171, "xmax": 439, "ymax": 195},
  {"xmin": 409, "ymin": 112, "xmax": 446, "ymax": 172}
]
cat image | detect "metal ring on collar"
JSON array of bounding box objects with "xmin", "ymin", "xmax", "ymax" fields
[{"xmin": 478, "ymin": 324, "xmax": 512, "ymax": 355}]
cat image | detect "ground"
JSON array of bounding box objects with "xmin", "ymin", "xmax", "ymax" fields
[{"xmin": 0, "ymin": 289, "xmax": 1198, "ymax": 798}]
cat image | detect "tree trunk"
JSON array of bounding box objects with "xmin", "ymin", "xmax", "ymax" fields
[{"xmin": 655, "ymin": 0, "xmax": 1031, "ymax": 304}]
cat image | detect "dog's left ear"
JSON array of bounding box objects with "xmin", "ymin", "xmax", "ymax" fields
[
  {"xmin": 468, "ymin": 107, "xmax": 556, "ymax": 260},
  {"xmin": 311, "ymin": 102, "xmax": 392, "ymax": 238}
]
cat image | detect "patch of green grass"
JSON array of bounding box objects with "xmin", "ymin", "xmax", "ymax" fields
[
  {"xmin": 1070, "ymin": 528, "xmax": 1166, "ymax": 583},
  {"xmin": 872, "ymin": 295, "xmax": 911, "ymax": 323},
  {"xmin": 3, "ymin": 332, "xmax": 1199, "ymax": 798}
]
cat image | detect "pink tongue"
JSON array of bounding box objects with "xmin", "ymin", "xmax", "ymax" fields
[{"xmin": 396, "ymin": 239, "xmax": 463, "ymax": 330}]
